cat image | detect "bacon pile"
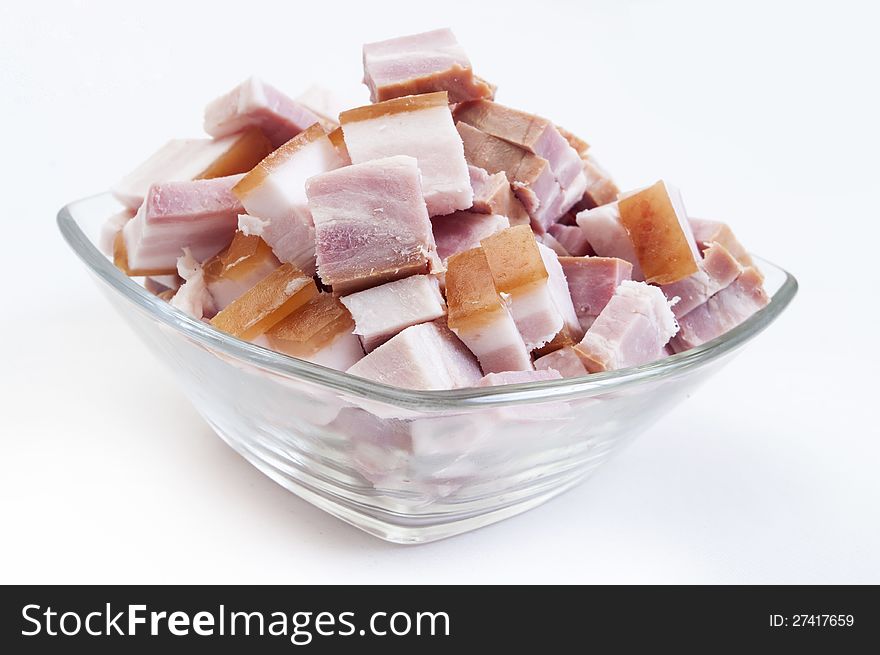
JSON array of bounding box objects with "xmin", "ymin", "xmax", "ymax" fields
[{"xmin": 105, "ymin": 28, "xmax": 769, "ymax": 389}]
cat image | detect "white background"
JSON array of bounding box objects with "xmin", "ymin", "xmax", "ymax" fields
[{"xmin": 1, "ymin": 0, "xmax": 878, "ymax": 583}]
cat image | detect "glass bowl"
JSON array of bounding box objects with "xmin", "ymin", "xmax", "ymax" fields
[{"xmin": 58, "ymin": 193, "xmax": 797, "ymax": 543}]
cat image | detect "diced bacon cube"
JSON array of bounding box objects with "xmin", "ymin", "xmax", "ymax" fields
[
  {"xmin": 111, "ymin": 129, "xmax": 273, "ymax": 210},
  {"xmin": 537, "ymin": 242, "xmax": 584, "ymax": 342},
  {"xmin": 689, "ymin": 218, "xmax": 754, "ymax": 268},
  {"xmin": 456, "ymin": 121, "xmax": 561, "ymax": 231},
  {"xmin": 445, "ymin": 247, "xmax": 532, "ymax": 373},
  {"xmin": 263, "ymin": 293, "xmax": 365, "ymax": 371},
  {"xmin": 346, "ymin": 320, "xmax": 482, "ymax": 390},
  {"xmin": 232, "ymin": 124, "xmax": 345, "ymax": 275},
  {"xmin": 467, "ymin": 165, "xmax": 530, "ymax": 227},
  {"xmin": 204, "ymin": 77, "xmax": 322, "ymax": 147},
  {"xmin": 340, "ymin": 275, "xmax": 447, "ymax": 352},
  {"xmin": 660, "ymin": 242, "xmax": 743, "ymax": 318},
  {"xmin": 340, "ymin": 92, "xmax": 472, "ymax": 216},
  {"xmin": 454, "ymin": 100, "xmax": 586, "ymax": 197},
  {"xmin": 307, "ymin": 155, "xmax": 440, "ymax": 294},
  {"xmin": 476, "ymin": 369, "xmax": 562, "ymax": 387},
  {"xmin": 574, "ymin": 154, "xmax": 620, "ymax": 211},
  {"xmin": 617, "ymin": 180, "xmax": 701, "ymax": 285},
  {"xmin": 202, "ymin": 231, "xmax": 280, "ymax": 311},
  {"xmin": 362, "ymin": 28, "xmax": 495, "ymax": 104},
  {"xmin": 480, "ymin": 226, "xmax": 564, "ymax": 350},
  {"xmin": 577, "ymin": 281, "xmax": 678, "ymax": 372},
  {"xmin": 548, "ymin": 223, "xmax": 593, "ymax": 257},
  {"xmin": 431, "ymin": 211, "xmax": 510, "ymax": 262},
  {"xmin": 534, "ymin": 346, "xmax": 591, "ymax": 379},
  {"xmin": 575, "ymin": 202, "xmax": 643, "ymax": 280},
  {"xmin": 670, "ymin": 268, "xmax": 769, "ymax": 352},
  {"xmin": 209, "ymin": 263, "xmax": 317, "ymax": 340},
  {"xmin": 170, "ymin": 249, "xmax": 216, "ymax": 320},
  {"xmin": 118, "ymin": 174, "xmax": 244, "ymax": 276},
  {"xmin": 560, "ymin": 256, "xmax": 633, "ymax": 332}
]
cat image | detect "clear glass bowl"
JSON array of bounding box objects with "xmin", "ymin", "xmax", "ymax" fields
[{"xmin": 58, "ymin": 193, "xmax": 797, "ymax": 543}]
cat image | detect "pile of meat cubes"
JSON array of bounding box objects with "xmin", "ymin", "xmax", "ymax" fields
[{"xmin": 104, "ymin": 28, "xmax": 769, "ymax": 390}]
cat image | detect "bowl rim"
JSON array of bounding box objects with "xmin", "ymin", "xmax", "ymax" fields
[{"xmin": 58, "ymin": 193, "xmax": 798, "ymax": 410}]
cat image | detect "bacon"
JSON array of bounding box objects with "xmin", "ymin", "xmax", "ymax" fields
[
  {"xmin": 456, "ymin": 121, "xmax": 561, "ymax": 232},
  {"xmin": 480, "ymin": 226, "xmax": 565, "ymax": 349},
  {"xmin": 264, "ymin": 293, "xmax": 364, "ymax": 370},
  {"xmin": 118, "ymin": 174, "xmax": 244, "ymax": 276},
  {"xmin": 111, "ymin": 129, "xmax": 272, "ymax": 210},
  {"xmin": 307, "ymin": 155, "xmax": 440, "ymax": 294},
  {"xmin": 445, "ymin": 247, "xmax": 532, "ymax": 373},
  {"xmin": 467, "ymin": 165, "xmax": 530, "ymax": 227},
  {"xmin": 577, "ymin": 281, "xmax": 678, "ymax": 372},
  {"xmin": 617, "ymin": 180, "xmax": 700, "ymax": 285},
  {"xmin": 362, "ymin": 28, "xmax": 495, "ymax": 103},
  {"xmin": 204, "ymin": 77, "xmax": 321, "ymax": 147},
  {"xmin": 203, "ymin": 231, "xmax": 280, "ymax": 311},
  {"xmin": 346, "ymin": 320, "xmax": 482, "ymax": 389},
  {"xmin": 689, "ymin": 218, "xmax": 754, "ymax": 268},
  {"xmin": 232, "ymin": 124, "xmax": 345, "ymax": 275},
  {"xmin": 209, "ymin": 263, "xmax": 318, "ymax": 340},
  {"xmin": 454, "ymin": 100, "xmax": 586, "ymax": 202},
  {"xmin": 340, "ymin": 92, "xmax": 473, "ymax": 216},
  {"xmin": 559, "ymin": 256, "xmax": 633, "ymax": 332},
  {"xmin": 431, "ymin": 211, "xmax": 509, "ymax": 262},
  {"xmin": 670, "ymin": 268, "xmax": 769, "ymax": 352},
  {"xmin": 340, "ymin": 275, "xmax": 447, "ymax": 352},
  {"xmin": 660, "ymin": 242, "xmax": 742, "ymax": 318}
]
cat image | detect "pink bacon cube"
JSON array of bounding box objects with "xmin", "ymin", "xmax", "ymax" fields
[
  {"xmin": 232, "ymin": 124, "xmax": 345, "ymax": 276},
  {"xmin": 204, "ymin": 77, "xmax": 322, "ymax": 147},
  {"xmin": 575, "ymin": 202, "xmax": 642, "ymax": 279},
  {"xmin": 560, "ymin": 256, "xmax": 633, "ymax": 332},
  {"xmin": 670, "ymin": 268, "xmax": 769, "ymax": 352},
  {"xmin": 689, "ymin": 218, "xmax": 754, "ymax": 268},
  {"xmin": 467, "ymin": 165, "xmax": 530, "ymax": 227},
  {"xmin": 346, "ymin": 320, "xmax": 482, "ymax": 390},
  {"xmin": 263, "ymin": 293, "xmax": 365, "ymax": 371},
  {"xmin": 202, "ymin": 231, "xmax": 281, "ymax": 311},
  {"xmin": 340, "ymin": 275, "xmax": 447, "ymax": 352},
  {"xmin": 617, "ymin": 180, "xmax": 701, "ymax": 285},
  {"xmin": 362, "ymin": 28, "xmax": 495, "ymax": 104},
  {"xmin": 340, "ymin": 92, "xmax": 473, "ymax": 216},
  {"xmin": 431, "ymin": 211, "xmax": 509, "ymax": 263},
  {"xmin": 480, "ymin": 226, "xmax": 566, "ymax": 350},
  {"xmin": 454, "ymin": 100, "xmax": 586, "ymax": 208},
  {"xmin": 118, "ymin": 174, "xmax": 244, "ymax": 276},
  {"xmin": 307, "ymin": 155, "xmax": 440, "ymax": 294},
  {"xmin": 111, "ymin": 128, "xmax": 273, "ymax": 210},
  {"xmin": 457, "ymin": 121, "xmax": 561, "ymax": 232},
  {"xmin": 660, "ymin": 242, "xmax": 743, "ymax": 318},
  {"xmin": 538, "ymin": 243, "xmax": 584, "ymax": 343},
  {"xmin": 445, "ymin": 247, "xmax": 532, "ymax": 374},
  {"xmin": 577, "ymin": 281, "xmax": 678, "ymax": 372}
]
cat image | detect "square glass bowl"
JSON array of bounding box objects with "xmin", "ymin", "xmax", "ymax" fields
[{"xmin": 58, "ymin": 194, "xmax": 797, "ymax": 543}]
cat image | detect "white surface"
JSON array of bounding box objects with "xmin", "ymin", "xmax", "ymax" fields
[{"xmin": 1, "ymin": 0, "xmax": 878, "ymax": 584}]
